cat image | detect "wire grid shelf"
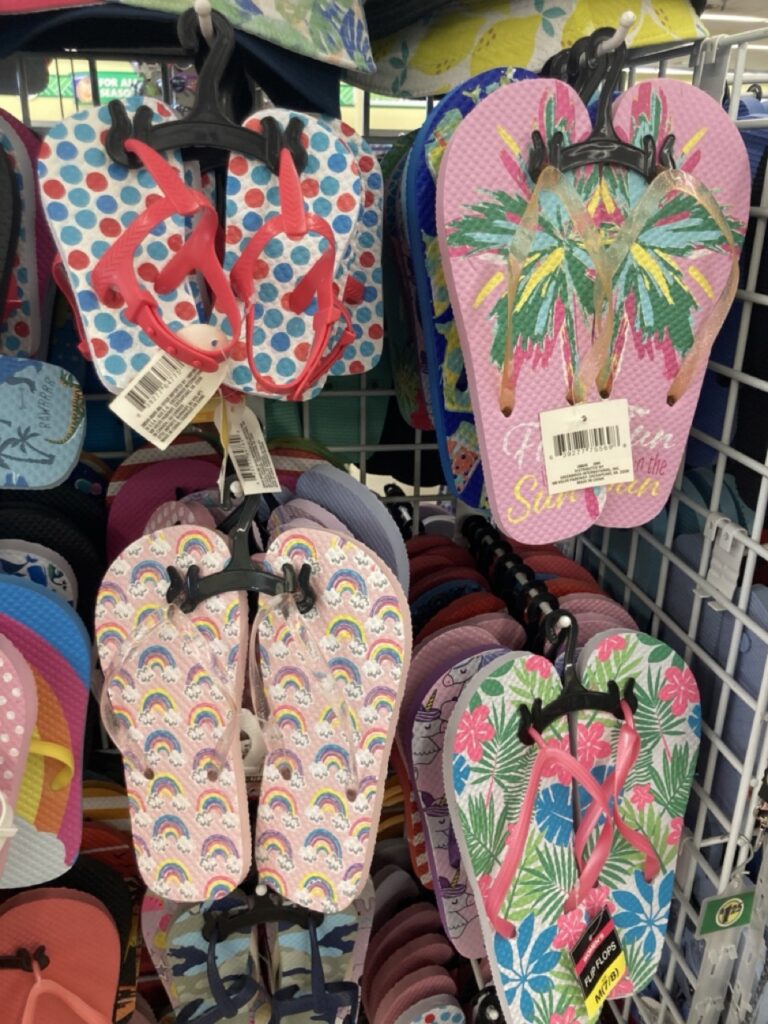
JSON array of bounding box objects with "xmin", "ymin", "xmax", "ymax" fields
[{"xmin": 7, "ymin": 24, "xmax": 768, "ymax": 1024}]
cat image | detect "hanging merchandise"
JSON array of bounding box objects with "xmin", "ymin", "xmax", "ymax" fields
[
  {"xmin": 405, "ymin": 67, "xmax": 534, "ymax": 510},
  {"xmin": 437, "ymin": 37, "xmax": 750, "ymax": 542}
]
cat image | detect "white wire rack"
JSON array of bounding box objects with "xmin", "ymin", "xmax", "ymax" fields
[{"xmin": 7, "ymin": 21, "xmax": 768, "ymax": 1024}]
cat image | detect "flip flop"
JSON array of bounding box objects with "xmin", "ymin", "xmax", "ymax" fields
[
  {"xmin": 365, "ymin": 935, "xmax": 455, "ymax": 1023},
  {"xmin": 574, "ymin": 630, "xmax": 701, "ymax": 997},
  {"xmin": 0, "ymin": 636, "xmax": 36, "ymax": 876},
  {"xmin": 0, "ymin": 582, "xmax": 90, "ymax": 888},
  {"xmin": 106, "ymin": 458, "xmax": 220, "ymax": 561},
  {"xmin": 411, "ymin": 579, "xmax": 486, "ymax": 636},
  {"xmin": 164, "ymin": 891, "xmax": 260, "ymax": 1024},
  {"xmin": 296, "ymin": 464, "xmax": 410, "ymax": 590},
  {"xmin": 0, "ymin": 108, "xmax": 55, "ymax": 358},
  {"xmin": 593, "ymin": 81, "xmax": 749, "ymax": 527},
  {"xmin": 39, "ymin": 98, "xmax": 239, "ymax": 392},
  {"xmin": 254, "ymin": 526, "xmax": 411, "ymax": 912},
  {"xmin": 393, "ymin": 996, "xmax": 465, "ymax": 1024},
  {"xmin": 414, "ymin": 593, "xmax": 506, "ymax": 644},
  {"xmin": 106, "ymin": 435, "xmax": 220, "ymax": 506},
  {"xmin": 0, "ymin": 887, "xmax": 121, "ymax": 1023},
  {"xmin": 0, "ymin": 539, "xmax": 78, "ymax": 608},
  {"xmin": 405, "ymin": 67, "xmax": 535, "ymax": 506},
  {"xmin": 0, "ymin": 357, "xmax": 84, "ymax": 489},
  {"xmin": 219, "ymin": 110, "xmax": 361, "ymax": 400},
  {"xmin": 95, "ymin": 525, "xmax": 250, "ymax": 900},
  {"xmin": 374, "ymin": 966, "xmax": 458, "ymax": 1024},
  {"xmin": 444, "ymin": 651, "xmax": 615, "ymax": 1024},
  {"xmin": 0, "ymin": 143, "xmax": 19, "ymax": 339},
  {"xmin": 363, "ymin": 903, "xmax": 443, "ymax": 1008},
  {"xmin": 438, "ymin": 79, "xmax": 605, "ymax": 543},
  {"xmin": 406, "ymin": 646, "xmax": 511, "ymax": 957}
]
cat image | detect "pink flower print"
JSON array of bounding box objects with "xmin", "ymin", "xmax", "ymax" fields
[
  {"xmin": 552, "ymin": 908, "xmax": 587, "ymax": 951},
  {"xmin": 454, "ymin": 706, "xmax": 495, "ymax": 763},
  {"xmin": 668, "ymin": 816, "xmax": 683, "ymax": 845},
  {"xmin": 596, "ymin": 635, "xmax": 626, "ymax": 662},
  {"xmin": 576, "ymin": 722, "xmax": 611, "ymax": 769},
  {"xmin": 584, "ymin": 884, "xmax": 615, "ymax": 918},
  {"xmin": 551, "ymin": 1009, "xmax": 582, "ymax": 1024},
  {"xmin": 525, "ymin": 655, "xmax": 553, "ymax": 679},
  {"xmin": 630, "ymin": 784, "xmax": 654, "ymax": 811},
  {"xmin": 611, "ymin": 973, "xmax": 635, "ymax": 998},
  {"xmin": 660, "ymin": 666, "xmax": 698, "ymax": 716},
  {"xmin": 541, "ymin": 735, "xmax": 572, "ymax": 786}
]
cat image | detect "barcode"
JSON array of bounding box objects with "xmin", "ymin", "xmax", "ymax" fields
[
  {"xmin": 123, "ymin": 354, "xmax": 185, "ymax": 412},
  {"xmin": 553, "ymin": 425, "xmax": 621, "ymax": 457},
  {"xmin": 229, "ymin": 435, "xmax": 257, "ymax": 482}
]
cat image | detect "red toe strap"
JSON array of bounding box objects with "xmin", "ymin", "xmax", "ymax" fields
[{"xmin": 92, "ymin": 139, "xmax": 241, "ymax": 373}]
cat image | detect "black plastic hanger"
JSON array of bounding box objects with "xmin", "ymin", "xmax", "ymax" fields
[
  {"xmin": 518, "ymin": 611, "xmax": 636, "ymax": 743},
  {"xmin": 105, "ymin": 8, "xmax": 308, "ymax": 176},
  {"xmin": 202, "ymin": 894, "xmax": 323, "ymax": 942},
  {"xmin": 166, "ymin": 494, "xmax": 315, "ymax": 613},
  {"xmin": 529, "ymin": 35, "xmax": 675, "ymax": 182}
]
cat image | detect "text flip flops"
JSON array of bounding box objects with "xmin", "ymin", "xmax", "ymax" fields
[
  {"xmin": 594, "ymin": 81, "xmax": 749, "ymax": 526},
  {"xmin": 438, "ymin": 79, "xmax": 607, "ymax": 543},
  {"xmin": 95, "ymin": 526, "xmax": 250, "ymax": 900},
  {"xmin": 254, "ymin": 526, "xmax": 411, "ymax": 912}
]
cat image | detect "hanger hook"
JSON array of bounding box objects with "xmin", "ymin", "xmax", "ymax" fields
[
  {"xmin": 595, "ymin": 11, "xmax": 636, "ymax": 57},
  {"xmin": 543, "ymin": 609, "xmax": 579, "ymax": 676},
  {"xmin": 193, "ymin": 0, "xmax": 215, "ymax": 44}
]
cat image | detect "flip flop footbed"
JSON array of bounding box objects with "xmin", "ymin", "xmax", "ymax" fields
[
  {"xmin": 0, "ymin": 109, "xmax": 53, "ymax": 359},
  {"xmin": 329, "ymin": 120, "xmax": 384, "ymax": 377},
  {"xmin": 407, "ymin": 68, "xmax": 534, "ymax": 506},
  {"xmin": 255, "ymin": 527, "xmax": 411, "ymax": 912},
  {"xmin": 575, "ymin": 631, "xmax": 700, "ymax": 995},
  {"xmin": 106, "ymin": 435, "xmax": 220, "ymax": 505},
  {"xmin": 407, "ymin": 647, "xmax": 510, "ymax": 958},
  {"xmin": 445, "ymin": 653, "xmax": 591, "ymax": 1024},
  {"xmin": 219, "ymin": 110, "xmax": 361, "ymax": 397},
  {"xmin": 0, "ymin": 357, "xmax": 84, "ymax": 489},
  {"xmin": 393, "ymin": 996, "xmax": 465, "ymax": 1024},
  {"xmin": 95, "ymin": 526, "xmax": 250, "ymax": 900},
  {"xmin": 165, "ymin": 891, "xmax": 253, "ymax": 1020},
  {"xmin": 0, "ymin": 539, "xmax": 78, "ymax": 606},
  {"xmin": 438, "ymin": 79, "xmax": 607, "ymax": 544},
  {"xmin": 0, "ymin": 585, "xmax": 90, "ymax": 887},
  {"xmin": 0, "ymin": 889, "xmax": 121, "ymax": 1024},
  {"xmin": 0, "ymin": 636, "xmax": 36, "ymax": 874},
  {"xmin": 39, "ymin": 98, "xmax": 206, "ymax": 393},
  {"xmin": 596, "ymin": 81, "xmax": 750, "ymax": 526}
]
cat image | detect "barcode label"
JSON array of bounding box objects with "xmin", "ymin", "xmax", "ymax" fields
[
  {"xmin": 540, "ymin": 400, "xmax": 634, "ymax": 496},
  {"xmin": 111, "ymin": 346, "xmax": 226, "ymax": 450},
  {"xmin": 553, "ymin": 425, "xmax": 621, "ymax": 457},
  {"xmin": 225, "ymin": 403, "xmax": 280, "ymax": 494}
]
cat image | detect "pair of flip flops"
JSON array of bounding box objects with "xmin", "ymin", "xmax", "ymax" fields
[
  {"xmin": 96, "ymin": 456, "xmax": 412, "ymax": 910},
  {"xmin": 141, "ymin": 884, "xmax": 372, "ymax": 1024},
  {"xmin": 0, "ymin": 573, "xmax": 91, "ymax": 890},
  {"xmin": 441, "ymin": 623, "xmax": 700, "ymax": 1023},
  {"xmin": 42, "ymin": 98, "xmax": 383, "ymax": 403},
  {"xmin": 421, "ymin": 74, "xmax": 750, "ymax": 538}
]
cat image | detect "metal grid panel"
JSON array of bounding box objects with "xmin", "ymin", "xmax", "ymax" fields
[{"xmin": 8, "ymin": 27, "xmax": 768, "ymax": 1022}]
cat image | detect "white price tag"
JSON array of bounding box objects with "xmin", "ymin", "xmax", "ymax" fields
[
  {"xmin": 110, "ymin": 348, "xmax": 226, "ymax": 450},
  {"xmin": 540, "ymin": 399, "xmax": 634, "ymax": 495},
  {"xmin": 225, "ymin": 401, "xmax": 280, "ymax": 495}
]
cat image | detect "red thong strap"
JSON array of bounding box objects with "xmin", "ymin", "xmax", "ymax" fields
[
  {"xmin": 91, "ymin": 139, "xmax": 241, "ymax": 373},
  {"xmin": 229, "ymin": 148, "xmax": 355, "ymax": 401}
]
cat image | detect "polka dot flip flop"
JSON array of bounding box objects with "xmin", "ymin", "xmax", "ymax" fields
[
  {"xmin": 219, "ymin": 110, "xmax": 362, "ymax": 399},
  {"xmin": 39, "ymin": 98, "xmax": 240, "ymax": 393}
]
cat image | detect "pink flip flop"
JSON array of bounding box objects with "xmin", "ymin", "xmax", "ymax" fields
[{"xmin": 0, "ymin": 636, "xmax": 36, "ymax": 875}]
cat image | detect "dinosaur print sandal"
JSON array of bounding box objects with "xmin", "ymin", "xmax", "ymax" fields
[{"xmin": 95, "ymin": 525, "xmax": 250, "ymax": 901}]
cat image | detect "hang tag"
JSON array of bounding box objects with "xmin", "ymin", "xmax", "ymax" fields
[
  {"xmin": 110, "ymin": 349, "xmax": 226, "ymax": 450},
  {"xmin": 697, "ymin": 882, "xmax": 755, "ymax": 937},
  {"xmin": 223, "ymin": 401, "xmax": 280, "ymax": 495},
  {"xmin": 570, "ymin": 909, "xmax": 626, "ymax": 1016},
  {"xmin": 699, "ymin": 519, "xmax": 747, "ymax": 612},
  {"xmin": 540, "ymin": 399, "xmax": 634, "ymax": 495}
]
